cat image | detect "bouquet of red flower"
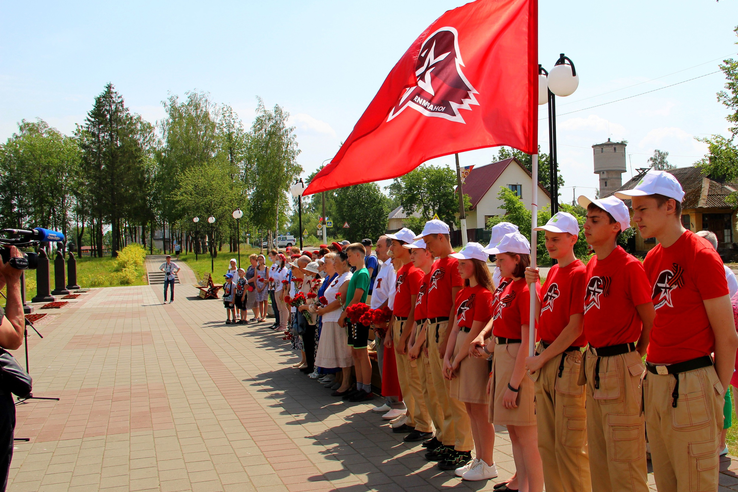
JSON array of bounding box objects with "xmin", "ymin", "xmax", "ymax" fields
[
  {"xmin": 290, "ymin": 292, "xmax": 313, "ymax": 324},
  {"xmin": 284, "ymin": 295, "xmax": 292, "ymax": 304},
  {"xmin": 345, "ymin": 303, "xmax": 370, "ymax": 324},
  {"xmin": 359, "ymin": 309, "xmax": 374, "ymax": 326},
  {"xmin": 371, "ymin": 306, "xmax": 392, "ymax": 326},
  {"xmin": 319, "ymin": 296, "xmax": 328, "ymax": 306},
  {"xmin": 307, "ymin": 292, "xmax": 317, "ymax": 300},
  {"xmin": 281, "ymin": 279, "xmax": 289, "ymax": 285}
]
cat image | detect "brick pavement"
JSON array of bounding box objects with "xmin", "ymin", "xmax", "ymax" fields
[{"xmin": 5, "ymin": 260, "xmax": 738, "ymax": 491}]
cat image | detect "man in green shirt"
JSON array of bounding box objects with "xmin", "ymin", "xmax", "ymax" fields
[{"xmin": 340, "ymin": 243, "xmax": 372, "ymax": 402}]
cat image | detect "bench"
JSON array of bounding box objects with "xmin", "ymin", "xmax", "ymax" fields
[{"xmin": 194, "ymin": 273, "xmax": 222, "ymax": 299}]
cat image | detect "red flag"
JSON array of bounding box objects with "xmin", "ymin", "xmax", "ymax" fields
[{"xmin": 305, "ymin": 0, "xmax": 537, "ymax": 196}]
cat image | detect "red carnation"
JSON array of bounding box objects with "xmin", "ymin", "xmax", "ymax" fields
[
  {"xmin": 281, "ymin": 280, "xmax": 289, "ymax": 284},
  {"xmin": 269, "ymin": 277, "xmax": 275, "ymax": 282},
  {"xmin": 284, "ymin": 296, "xmax": 292, "ymax": 304},
  {"xmin": 307, "ymin": 292, "xmax": 317, "ymax": 299},
  {"xmin": 319, "ymin": 296, "xmax": 328, "ymax": 306}
]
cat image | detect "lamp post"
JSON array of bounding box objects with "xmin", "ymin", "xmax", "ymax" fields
[
  {"xmin": 232, "ymin": 208, "xmax": 243, "ymax": 268},
  {"xmin": 290, "ymin": 179, "xmax": 306, "ymax": 250},
  {"xmin": 207, "ymin": 216, "xmax": 216, "ymax": 273},
  {"xmin": 193, "ymin": 217, "xmax": 199, "ymax": 261},
  {"xmin": 539, "ymin": 53, "xmax": 579, "ymax": 216}
]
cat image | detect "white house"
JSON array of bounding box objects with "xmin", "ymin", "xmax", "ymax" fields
[{"xmin": 459, "ymin": 158, "xmax": 551, "ymax": 240}]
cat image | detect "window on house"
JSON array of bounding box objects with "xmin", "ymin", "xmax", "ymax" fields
[
  {"xmin": 614, "ymin": 147, "xmax": 617, "ymax": 152},
  {"xmin": 508, "ymin": 184, "xmax": 522, "ymax": 197},
  {"xmin": 601, "ymin": 148, "xmax": 604, "ymax": 153}
]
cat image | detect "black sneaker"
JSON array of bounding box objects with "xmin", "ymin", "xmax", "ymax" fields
[
  {"xmin": 392, "ymin": 424, "xmax": 415, "ymax": 434},
  {"xmin": 342, "ymin": 388, "xmax": 360, "ymax": 400},
  {"xmin": 404, "ymin": 430, "xmax": 433, "ymax": 443},
  {"xmin": 438, "ymin": 450, "xmax": 472, "ymax": 471},
  {"xmin": 349, "ymin": 390, "xmax": 374, "ymax": 402},
  {"xmin": 425, "ymin": 444, "xmax": 451, "ymax": 461},
  {"xmin": 422, "ymin": 437, "xmax": 441, "ymax": 449}
]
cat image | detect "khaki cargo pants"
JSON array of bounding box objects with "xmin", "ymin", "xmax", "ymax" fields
[
  {"xmin": 426, "ymin": 320, "xmax": 473, "ymax": 451},
  {"xmin": 582, "ymin": 349, "xmax": 649, "ymax": 492},
  {"xmin": 393, "ymin": 318, "xmax": 431, "ymax": 432},
  {"xmin": 532, "ymin": 344, "xmax": 591, "ymax": 492},
  {"xmin": 644, "ymin": 365, "xmax": 724, "ymax": 492}
]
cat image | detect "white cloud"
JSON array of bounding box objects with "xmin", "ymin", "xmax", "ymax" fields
[
  {"xmin": 557, "ymin": 114, "xmax": 627, "ymax": 138},
  {"xmin": 637, "ymin": 127, "xmax": 708, "ymax": 164},
  {"xmin": 289, "ymin": 113, "xmax": 337, "ymax": 138}
]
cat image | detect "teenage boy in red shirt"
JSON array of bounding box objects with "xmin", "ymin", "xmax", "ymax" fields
[
  {"xmin": 616, "ymin": 170, "xmax": 738, "ymax": 492},
  {"xmin": 524, "ymin": 212, "xmax": 591, "ymax": 491},
  {"xmin": 418, "ymin": 220, "xmax": 473, "ymax": 469},
  {"xmin": 578, "ymin": 194, "xmax": 653, "ymax": 492},
  {"xmin": 385, "ymin": 228, "xmax": 432, "ymax": 437}
]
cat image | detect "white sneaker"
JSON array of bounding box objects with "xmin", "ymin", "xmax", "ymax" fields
[
  {"xmin": 455, "ymin": 458, "xmax": 479, "ymax": 477},
  {"xmin": 390, "ymin": 415, "xmax": 408, "ymax": 429},
  {"xmin": 372, "ymin": 403, "xmax": 391, "ymax": 413},
  {"xmin": 383, "ymin": 408, "xmax": 406, "ymax": 420},
  {"xmin": 721, "ymin": 445, "xmax": 729, "ymax": 457},
  {"xmin": 308, "ymin": 371, "xmax": 320, "ymax": 379},
  {"xmin": 462, "ymin": 460, "xmax": 498, "ymax": 481}
]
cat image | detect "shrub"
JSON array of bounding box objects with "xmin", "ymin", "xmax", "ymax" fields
[{"xmin": 115, "ymin": 244, "xmax": 146, "ymax": 271}]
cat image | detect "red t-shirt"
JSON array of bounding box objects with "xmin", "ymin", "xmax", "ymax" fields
[
  {"xmin": 644, "ymin": 230, "xmax": 729, "ymax": 364},
  {"xmin": 426, "ymin": 256, "xmax": 464, "ymax": 318},
  {"xmin": 393, "ymin": 262, "xmax": 424, "ymax": 318},
  {"xmin": 454, "ymin": 284, "xmax": 494, "ymax": 329},
  {"xmin": 414, "ymin": 274, "xmax": 430, "ymax": 322},
  {"xmin": 538, "ymin": 260, "xmax": 588, "ymax": 347},
  {"xmin": 583, "ymin": 246, "xmax": 652, "ymax": 348},
  {"xmin": 492, "ymin": 278, "xmax": 530, "ymax": 339}
]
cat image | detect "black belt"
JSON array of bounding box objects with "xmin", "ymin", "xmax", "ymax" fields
[
  {"xmin": 428, "ymin": 317, "xmax": 449, "ymax": 324},
  {"xmin": 460, "ymin": 326, "xmax": 471, "ymax": 333},
  {"xmin": 540, "ymin": 341, "xmax": 583, "ymax": 379},
  {"xmin": 589, "ymin": 342, "xmax": 636, "ymax": 357},
  {"xmin": 590, "ymin": 343, "xmax": 637, "ymax": 390},
  {"xmin": 496, "ymin": 337, "xmax": 521, "ymax": 345},
  {"xmin": 395, "ymin": 316, "xmax": 407, "ymax": 335},
  {"xmin": 646, "ymin": 356, "xmax": 713, "ymax": 408},
  {"xmin": 415, "ymin": 318, "xmax": 426, "ymax": 327}
]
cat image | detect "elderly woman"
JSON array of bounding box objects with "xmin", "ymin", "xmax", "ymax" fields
[
  {"xmin": 245, "ymin": 254, "xmax": 259, "ymax": 322},
  {"xmin": 255, "ymin": 255, "xmax": 269, "ymax": 322}
]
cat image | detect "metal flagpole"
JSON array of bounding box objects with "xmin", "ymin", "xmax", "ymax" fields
[
  {"xmin": 455, "ymin": 154, "xmax": 468, "ymax": 246},
  {"xmin": 529, "ymin": 154, "xmax": 538, "ymax": 357}
]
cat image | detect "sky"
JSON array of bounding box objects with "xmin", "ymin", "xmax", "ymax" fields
[{"xmin": 2, "ymin": 0, "xmax": 738, "ymax": 206}]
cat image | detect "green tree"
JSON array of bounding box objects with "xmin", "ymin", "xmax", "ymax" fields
[
  {"xmin": 77, "ymin": 83, "xmax": 154, "ymax": 256},
  {"xmin": 387, "ymin": 164, "xmax": 469, "ymax": 226},
  {"xmin": 491, "ymin": 147, "xmax": 562, "ymax": 200},
  {"xmin": 648, "ymin": 149, "xmax": 674, "ymax": 170},
  {"xmin": 333, "ymin": 183, "xmax": 390, "ymax": 242},
  {"xmin": 246, "ymin": 98, "xmax": 301, "ymax": 241},
  {"xmin": 698, "ymin": 26, "xmax": 738, "ymax": 204}
]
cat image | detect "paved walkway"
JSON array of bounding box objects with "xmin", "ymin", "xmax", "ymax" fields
[{"xmin": 6, "ymin": 261, "xmax": 738, "ymax": 490}]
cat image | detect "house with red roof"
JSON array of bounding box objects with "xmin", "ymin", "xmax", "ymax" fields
[{"xmin": 458, "ymin": 158, "xmax": 551, "ymax": 241}]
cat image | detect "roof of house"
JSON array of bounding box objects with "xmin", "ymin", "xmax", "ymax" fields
[
  {"xmin": 459, "ymin": 158, "xmax": 551, "ymax": 209},
  {"xmin": 387, "ymin": 206, "xmax": 422, "ymax": 220},
  {"xmin": 616, "ymin": 166, "xmax": 737, "ymax": 209}
]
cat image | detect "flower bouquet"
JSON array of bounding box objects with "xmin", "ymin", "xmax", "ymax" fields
[
  {"xmin": 370, "ymin": 306, "xmax": 393, "ymax": 338},
  {"xmin": 290, "ymin": 292, "xmax": 313, "ymax": 324},
  {"xmin": 345, "ymin": 302, "xmax": 371, "ymax": 340}
]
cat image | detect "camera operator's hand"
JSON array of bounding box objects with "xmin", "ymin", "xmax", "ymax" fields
[{"xmin": 0, "ymin": 246, "xmax": 25, "ymax": 350}]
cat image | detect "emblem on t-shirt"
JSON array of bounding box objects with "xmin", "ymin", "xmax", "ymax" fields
[
  {"xmin": 494, "ymin": 279, "xmax": 511, "ymax": 301},
  {"xmin": 584, "ymin": 276, "xmax": 612, "ymax": 313},
  {"xmin": 493, "ymin": 291, "xmax": 516, "ymax": 320},
  {"xmin": 396, "ymin": 273, "xmax": 405, "ymax": 291},
  {"xmin": 541, "ymin": 283, "xmax": 560, "ymax": 314},
  {"xmin": 456, "ymin": 294, "xmax": 475, "ymax": 323},
  {"xmin": 429, "ymin": 268, "xmax": 445, "ymax": 292},
  {"xmin": 416, "ymin": 284, "xmax": 427, "ymax": 307},
  {"xmin": 652, "ymin": 263, "xmax": 685, "ymax": 310},
  {"xmin": 375, "ymin": 278, "xmax": 383, "ymax": 290}
]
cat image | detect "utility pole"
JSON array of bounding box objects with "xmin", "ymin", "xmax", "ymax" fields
[
  {"xmin": 455, "ymin": 153, "xmax": 468, "ymax": 246},
  {"xmin": 322, "ymin": 193, "xmax": 327, "ymax": 243}
]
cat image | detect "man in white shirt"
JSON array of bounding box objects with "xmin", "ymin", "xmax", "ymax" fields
[{"xmin": 159, "ymin": 255, "xmax": 180, "ymax": 304}]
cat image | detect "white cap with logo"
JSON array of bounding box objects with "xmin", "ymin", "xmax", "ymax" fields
[
  {"xmin": 534, "ymin": 212, "xmax": 579, "ymax": 236},
  {"xmin": 614, "ymin": 170, "xmax": 685, "ymax": 202},
  {"xmin": 484, "ymin": 232, "xmax": 531, "ymax": 255},
  {"xmin": 415, "ymin": 219, "xmax": 450, "ymax": 240},
  {"xmin": 386, "ymin": 228, "xmax": 417, "ymax": 244},
  {"xmin": 450, "ymin": 242, "xmax": 488, "ymax": 262},
  {"xmin": 487, "ymin": 222, "xmax": 519, "ymax": 250},
  {"xmin": 578, "ymin": 195, "xmax": 631, "ymax": 232},
  {"xmin": 403, "ymin": 239, "xmax": 427, "ymax": 250}
]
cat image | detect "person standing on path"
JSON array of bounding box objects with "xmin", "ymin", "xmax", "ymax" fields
[{"xmin": 159, "ymin": 255, "xmax": 180, "ymax": 304}]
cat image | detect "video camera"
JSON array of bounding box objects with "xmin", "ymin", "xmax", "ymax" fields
[{"xmin": 0, "ymin": 228, "xmax": 65, "ymax": 270}]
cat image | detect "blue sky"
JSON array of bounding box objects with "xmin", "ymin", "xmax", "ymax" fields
[{"xmin": 2, "ymin": 0, "xmax": 737, "ymax": 202}]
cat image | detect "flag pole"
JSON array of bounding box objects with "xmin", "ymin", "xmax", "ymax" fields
[
  {"xmin": 529, "ymin": 153, "xmax": 538, "ymax": 357},
  {"xmin": 455, "ymin": 153, "xmax": 468, "ymax": 246}
]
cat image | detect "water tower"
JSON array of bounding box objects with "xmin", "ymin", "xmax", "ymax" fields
[{"xmin": 593, "ymin": 138, "xmax": 627, "ymax": 198}]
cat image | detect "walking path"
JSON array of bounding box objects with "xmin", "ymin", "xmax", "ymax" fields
[{"xmin": 6, "ymin": 259, "xmax": 738, "ymax": 491}]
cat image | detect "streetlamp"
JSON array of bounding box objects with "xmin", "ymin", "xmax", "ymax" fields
[
  {"xmin": 193, "ymin": 217, "xmax": 199, "ymax": 261},
  {"xmin": 539, "ymin": 53, "xmax": 579, "ymax": 216},
  {"xmin": 232, "ymin": 208, "xmax": 243, "ymax": 268},
  {"xmin": 290, "ymin": 179, "xmax": 306, "ymax": 250},
  {"xmin": 207, "ymin": 216, "xmax": 216, "ymax": 273}
]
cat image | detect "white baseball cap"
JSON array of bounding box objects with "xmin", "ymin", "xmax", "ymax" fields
[
  {"xmin": 386, "ymin": 228, "xmax": 416, "ymax": 244},
  {"xmin": 578, "ymin": 195, "xmax": 632, "ymax": 232},
  {"xmin": 614, "ymin": 170, "xmax": 685, "ymax": 202},
  {"xmin": 534, "ymin": 212, "xmax": 579, "ymax": 236},
  {"xmin": 415, "ymin": 219, "xmax": 450, "ymax": 239},
  {"xmin": 305, "ymin": 261, "xmax": 320, "ymax": 274},
  {"xmin": 403, "ymin": 239, "xmax": 427, "ymax": 250},
  {"xmin": 450, "ymin": 242, "xmax": 488, "ymax": 262},
  {"xmin": 487, "ymin": 222, "xmax": 519, "ymax": 249},
  {"xmin": 484, "ymin": 232, "xmax": 531, "ymax": 255}
]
